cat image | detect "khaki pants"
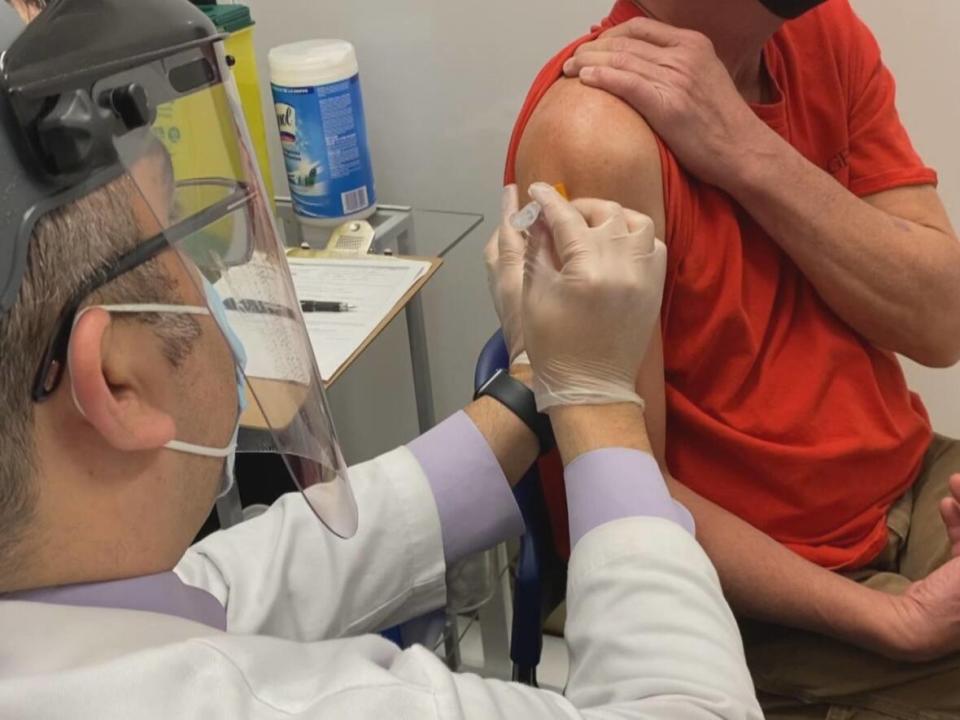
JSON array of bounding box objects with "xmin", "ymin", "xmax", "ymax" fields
[{"xmin": 743, "ymin": 435, "xmax": 960, "ymax": 720}]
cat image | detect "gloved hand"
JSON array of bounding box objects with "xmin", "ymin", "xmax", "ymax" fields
[
  {"xmin": 484, "ymin": 184, "xmax": 527, "ymax": 363},
  {"xmin": 523, "ymin": 183, "xmax": 667, "ymax": 412}
]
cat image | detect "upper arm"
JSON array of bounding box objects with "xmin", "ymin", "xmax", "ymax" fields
[
  {"xmin": 515, "ymin": 78, "xmax": 666, "ymax": 239},
  {"xmin": 514, "ymin": 79, "xmax": 670, "ymax": 466}
]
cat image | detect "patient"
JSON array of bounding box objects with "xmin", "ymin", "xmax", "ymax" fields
[{"xmin": 508, "ymin": 1, "xmax": 960, "ymax": 717}]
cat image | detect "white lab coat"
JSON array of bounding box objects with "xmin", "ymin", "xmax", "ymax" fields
[{"xmin": 0, "ymin": 446, "xmax": 762, "ymax": 719}]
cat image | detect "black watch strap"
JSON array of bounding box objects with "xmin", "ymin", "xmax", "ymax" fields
[{"xmin": 475, "ymin": 369, "xmax": 555, "ymax": 454}]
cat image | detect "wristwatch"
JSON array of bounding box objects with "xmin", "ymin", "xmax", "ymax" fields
[{"xmin": 474, "ymin": 369, "xmax": 556, "ymax": 454}]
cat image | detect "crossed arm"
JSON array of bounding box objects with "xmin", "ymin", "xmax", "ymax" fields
[{"xmin": 560, "ymin": 18, "xmax": 960, "ymax": 368}]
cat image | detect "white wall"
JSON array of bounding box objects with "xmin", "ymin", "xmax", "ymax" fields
[
  {"xmin": 242, "ymin": 0, "xmax": 960, "ymax": 459},
  {"xmin": 852, "ymin": 0, "xmax": 960, "ymax": 436}
]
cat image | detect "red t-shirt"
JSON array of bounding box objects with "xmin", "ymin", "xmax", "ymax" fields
[{"xmin": 505, "ymin": 0, "xmax": 936, "ymax": 570}]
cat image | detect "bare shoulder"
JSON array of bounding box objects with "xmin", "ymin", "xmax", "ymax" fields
[{"xmin": 515, "ymin": 78, "xmax": 665, "ymax": 235}]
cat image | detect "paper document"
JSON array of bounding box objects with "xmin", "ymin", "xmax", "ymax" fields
[
  {"xmin": 215, "ymin": 257, "xmax": 314, "ymax": 384},
  {"xmin": 286, "ymin": 256, "xmax": 434, "ymax": 381}
]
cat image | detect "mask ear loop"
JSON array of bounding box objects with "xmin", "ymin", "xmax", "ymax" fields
[
  {"xmin": 165, "ymin": 437, "xmax": 235, "ymax": 458},
  {"xmin": 67, "ymin": 304, "xmax": 235, "ymax": 457}
]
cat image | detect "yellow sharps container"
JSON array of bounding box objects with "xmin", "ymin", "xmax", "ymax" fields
[{"xmin": 154, "ymin": 3, "xmax": 275, "ymax": 204}]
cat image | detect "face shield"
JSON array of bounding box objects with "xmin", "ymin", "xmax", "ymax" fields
[
  {"xmin": 3, "ymin": 2, "xmax": 357, "ymax": 538},
  {"xmin": 129, "ymin": 51, "xmax": 358, "ymax": 538}
]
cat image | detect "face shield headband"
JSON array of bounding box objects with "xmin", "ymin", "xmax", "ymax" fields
[{"xmin": 2, "ymin": 0, "xmax": 357, "ymax": 537}]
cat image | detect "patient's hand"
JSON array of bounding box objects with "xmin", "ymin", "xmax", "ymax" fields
[
  {"xmin": 885, "ymin": 557, "xmax": 960, "ymax": 662},
  {"xmin": 940, "ymin": 474, "xmax": 960, "ymax": 557},
  {"xmin": 562, "ymin": 17, "xmax": 780, "ymax": 193},
  {"xmin": 881, "ymin": 475, "xmax": 960, "ymax": 662}
]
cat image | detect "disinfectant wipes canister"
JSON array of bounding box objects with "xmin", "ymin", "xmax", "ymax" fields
[{"xmin": 269, "ymin": 40, "xmax": 376, "ymax": 225}]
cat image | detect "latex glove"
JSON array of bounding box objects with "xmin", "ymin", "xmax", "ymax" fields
[
  {"xmin": 484, "ymin": 185, "xmax": 527, "ymax": 362},
  {"xmin": 523, "ymin": 183, "xmax": 666, "ymax": 412}
]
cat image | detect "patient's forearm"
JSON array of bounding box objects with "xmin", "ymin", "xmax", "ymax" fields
[
  {"xmin": 632, "ymin": 340, "xmax": 892, "ymax": 649},
  {"xmin": 669, "ymin": 477, "xmax": 900, "ymax": 656}
]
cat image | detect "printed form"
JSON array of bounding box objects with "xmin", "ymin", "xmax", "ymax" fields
[{"xmin": 287, "ymin": 256, "xmax": 433, "ymax": 381}]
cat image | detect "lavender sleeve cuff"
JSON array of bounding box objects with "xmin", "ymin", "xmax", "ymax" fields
[
  {"xmin": 408, "ymin": 412, "xmax": 525, "ymax": 565},
  {"xmin": 565, "ymin": 448, "xmax": 695, "ymax": 547}
]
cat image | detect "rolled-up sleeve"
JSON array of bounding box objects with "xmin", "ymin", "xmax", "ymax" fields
[
  {"xmin": 565, "ymin": 449, "xmax": 694, "ymax": 547},
  {"xmin": 408, "ymin": 412, "xmax": 525, "ymax": 566}
]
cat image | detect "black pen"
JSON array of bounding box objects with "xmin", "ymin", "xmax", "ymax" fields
[{"xmin": 300, "ymin": 300, "xmax": 357, "ymax": 313}]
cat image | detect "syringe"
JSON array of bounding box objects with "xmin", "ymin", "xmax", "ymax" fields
[
  {"xmin": 509, "ymin": 183, "xmax": 569, "ymax": 235},
  {"xmin": 509, "ymin": 201, "xmax": 543, "ymax": 234}
]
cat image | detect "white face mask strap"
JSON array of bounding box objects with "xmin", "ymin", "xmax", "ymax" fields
[{"xmin": 164, "ymin": 438, "xmax": 236, "ymax": 459}]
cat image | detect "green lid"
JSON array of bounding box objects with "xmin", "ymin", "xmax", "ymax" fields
[{"xmin": 198, "ymin": 4, "xmax": 253, "ymax": 33}]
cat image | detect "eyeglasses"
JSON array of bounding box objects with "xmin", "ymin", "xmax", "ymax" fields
[{"xmin": 31, "ymin": 179, "xmax": 254, "ymax": 402}]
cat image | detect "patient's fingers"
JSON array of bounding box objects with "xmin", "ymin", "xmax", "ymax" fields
[
  {"xmin": 565, "ymin": 50, "xmax": 666, "ymax": 85},
  {"xmin": 600, "ymin": 16, "xmax": 698, "ymax": 47},
  {"xmin": 940, "ymin": 477, "xmax": 960, "ymax": 557}
]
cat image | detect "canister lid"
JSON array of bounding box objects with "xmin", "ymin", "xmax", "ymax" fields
[
  {"xmin": 197, "ymin": 4, "xmax": 253, "ymax": 33},
  {"xmin": 268, "ymin": 40, "xmax": 359, "ymax": 87}
]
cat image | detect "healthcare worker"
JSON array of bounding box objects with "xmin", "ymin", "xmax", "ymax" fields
[{"xmin": 0, "ymin": 0, "xmax": 761, "ymax": 717}]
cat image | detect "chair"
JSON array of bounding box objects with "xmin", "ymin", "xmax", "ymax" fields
[{"xmin": 475, "ymin": 330, "xmax": 567, "ymax": 687}]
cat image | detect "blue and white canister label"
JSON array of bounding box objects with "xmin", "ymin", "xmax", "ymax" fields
[{"xmin": 272, "ymin": 75, "xmax": 376, "ymax": 220}]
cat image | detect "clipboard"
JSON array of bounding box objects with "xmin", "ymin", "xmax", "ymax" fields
[
  {"xmin": 323, "ymin": 255, "xmax": 442, "ymax": 386},
  {"xmin": 284, "ymin": 251, "xmax": 443, "ymax": 387}
]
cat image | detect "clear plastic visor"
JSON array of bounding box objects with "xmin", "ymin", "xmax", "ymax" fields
[{"xmin": 106, "ymin": 46, "xmax": 357, "ymax": 537}]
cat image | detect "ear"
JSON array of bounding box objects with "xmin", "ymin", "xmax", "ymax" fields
[{"xmin": 68, "ymin": 308, "xmax": 177, "ymax": 452}]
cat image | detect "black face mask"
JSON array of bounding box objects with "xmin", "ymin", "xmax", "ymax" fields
[{"xmin": 758, "ymin": 0, "xmax": 827, "ymax": 19}]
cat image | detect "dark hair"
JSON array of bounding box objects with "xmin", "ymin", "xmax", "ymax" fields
[{"xmin": 0, "ymin": 167, "xmax": 200, "ymax": 582}]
